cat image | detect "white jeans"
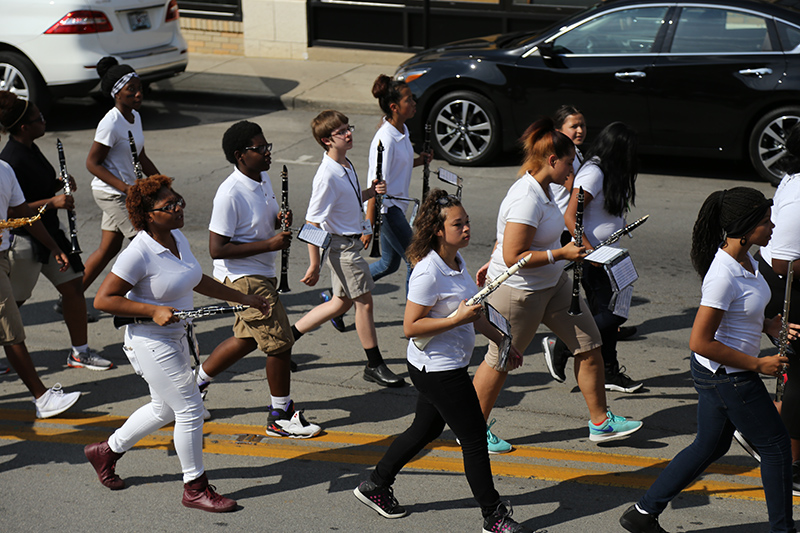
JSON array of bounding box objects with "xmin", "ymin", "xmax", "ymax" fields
[{"xmin": 108, "ymin": 325, "xmax": 204, "ymax": 483}]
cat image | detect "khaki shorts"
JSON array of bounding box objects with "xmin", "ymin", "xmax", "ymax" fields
[
  {"xmin": 93, "ymin": 189, "xmax": 137, "ymax": 239},
  {"xmin": 485, "ymin": 272, "xmax": 601, "ymax": 371},
  {"xmin": 8, "ymin": 234, "xmax": 83, "ymax": 301},
  {"xmin": 327, "ymin": 235, "xmax": 374, "ymax": 300},
  {"xmin": 0, "ymin": 251, "xmax": 25, "ymax": 345},
  {"xmin": 224, "ymin": 275, "xmax": 294, "ymax": 354}
]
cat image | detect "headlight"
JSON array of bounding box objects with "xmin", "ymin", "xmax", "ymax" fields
[{"xmin": 395, "ymin": 68, "xmax": 429, "ymax": 84}]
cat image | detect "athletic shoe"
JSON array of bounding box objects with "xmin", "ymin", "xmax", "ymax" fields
[
  {"xmin": 482, "ymin": 501, "xmax": 533, "ymax": 533},
  {"xmin": 198, "ymin": 379, "xmax": 210, "ymax": 400},
  {"xmin": 203, "ymin": 406, "xmax": 212, "ymax": 421},
  {"xmin": 619, "ymin": 504, "xmax": 669, "ymax": 533},
  {"xmin": 319, "ymin": 291, "xmax": 347, "ymax": 332},
  {"xmin": 0, "ymin": 365, "xmax": 9, "ymax": 375},
  {"xmin": 542, "ymin": 336, "xmax": 568, "ymax": 383},
  {"xmin": 618, "ymin": 326, "xmax": 638, "ymax": 341},
  {"xmin": 34, "ymin": 383, "xmax": 81, "ymax": 418},
  {"xmin": 67, "ymin": 348, "xmax": 112, "ymax": 371},
  {"xmin": 605, "ymin": 366, "xmax": 643, "ymax": 393},
  {"xmin": 589, "ymin": 411, "xmax": 643, "ymax": 442},
  {"xmin": 265, "ymin": 400, "xmax": 321, "ymax": 438},
  {"xmin": 487, "ymin": 418, "xmax": 513, "ymax": 454},
  {"xmin": 732, "ymin": 430, "xmax": 761, "ymax": 463},
  {"xmin": 353, "ymin": 480, "xmax": 407, "ymax": 519},
  {"xmin": 792, "ymin": 460, "xmax": 800, "ymax": 497}
]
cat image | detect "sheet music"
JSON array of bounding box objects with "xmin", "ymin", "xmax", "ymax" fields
[
  {"xmin": 608, "ymin": 255, "xmax": 638, "ymax": 290},
  {"xmin": 485, "ymin": 303, "xmax": 512, "ymax": 370},
  {"xmin": 612, "ymin": 285, "xmax": 634, "ymax": 318},
  {"xmin": 584, "ymin": 246, "xmax": 625, "ymax": 264},
  {"xmin": 297, "ymin": 224, "xmax": 331, "ymax": 249}
]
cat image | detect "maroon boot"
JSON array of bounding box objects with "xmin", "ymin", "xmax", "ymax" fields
[
  {"xmin": 182, "ymin": 473, "xmax": 237, "ymax": 512},
  {"xmin": 84, "ymin": 441, "xmax": 125, "ymax": 490}
]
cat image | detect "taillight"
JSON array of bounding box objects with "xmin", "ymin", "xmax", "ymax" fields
[
  {"xmin": 44, "ymin": 11, "xmax": 113, "ymax": 34},
  {"xmin": 165, "ymin": 0, "xmax": 180, "ymax": 22}
]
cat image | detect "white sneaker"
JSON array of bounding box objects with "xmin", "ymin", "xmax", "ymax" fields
[
  {"xmin": 67, "ymin": 348, "xmax": 113, "ymax": 371},
  {"xmin": 203, "ymin": 406, "xmax": 211, "ymax": 421},
  {"xmin": 266, "ymin": 401, "xmax": 322, "ymax": 438},
  {"xmin": 34, "ymin": 383, "xmax": 81, "ymax": 418}
]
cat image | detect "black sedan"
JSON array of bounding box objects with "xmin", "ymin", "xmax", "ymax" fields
[{"xmin": 396, "ymin": 0, "xmax": 800, "ymax": 184}]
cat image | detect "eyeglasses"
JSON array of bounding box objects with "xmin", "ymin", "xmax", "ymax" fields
[
  {"xmin": 25, "ymin": 113, "xmax": 45, "ymax": 124},
  {"xmin": 437, "ymin": 195, "xmax": 459, "ymax": 207},
  {"xmin": 149, "ymin": 197, "xmax": 186, "ymax": 213},
  {"xmin": 331, "ymin": 125, "xmax": 355, "ymax": 138},
  {"xmin": 245, "ymin": 143, "xmax": 272, "ymax": 155}
]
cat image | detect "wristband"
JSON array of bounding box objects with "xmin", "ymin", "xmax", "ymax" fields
[{"xmin": 547, "ymin": 249, "xmax": 555, "ymax": 264}]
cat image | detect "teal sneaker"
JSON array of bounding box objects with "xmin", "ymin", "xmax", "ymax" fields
[
  {"xmin": 487, "ymin": 418, "xmax": 512, "ymax": 454},
  {"xmin": 588, "ymin": 411, "xmax": 642, "ymax": 443}
]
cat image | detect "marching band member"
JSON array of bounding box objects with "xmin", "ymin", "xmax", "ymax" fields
[
  {"xmin": 292, "ymin": 110, "xmax": 405, "ymax": 388},
  {"xmin": 621, "ymin": 187, "xmax": 795, "ymax": 533},
  {"xmin": 88, "ymin": 175, "xmax": 269, "ymax": 511},
  {"xmin": 549, "ymin": 105, "xmax": 586, "ymax": 216},
  {"xmin": 83, "ymin": 57, "xmax": 159, "ymax": 294},
  {"xmin": 196, "ymin": 121, "xmax": 321, "ymax": 438},
  {"xmin": 471, "ymin": 119, "xmax": 642, "ymax": 453},
  {"xmin": 0, "ymin": 91, "xmax": 104, "ymax": 371},
  {"xmin": 354, "ymin": 189, "xmax": 533, "ymax": 533}
]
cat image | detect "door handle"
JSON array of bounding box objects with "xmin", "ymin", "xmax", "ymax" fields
[
  {"xmin": 738, "ymin": 68, "xmax": 773, "ymax": 78},
  {"xmin": 615, "ymin": 71, "xmax": 646, "ymax": 82}
]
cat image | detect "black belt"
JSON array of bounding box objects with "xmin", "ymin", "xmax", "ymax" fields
[{"xmin": 341, "ymin": 234, "xmax": 361, "ymax": 239}]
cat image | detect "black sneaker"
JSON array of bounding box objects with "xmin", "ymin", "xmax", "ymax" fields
[
  {"xmin": 618, "ymin": 326, "xmax": 638, "ymax": 341},
  {"xmin": 353, "ymin": 480, "xmax": 407, "ymax": 519},
  {"xmin": 605, "ymin": 366, "xmax": 643, "ymax": 393},
  {"xmin": 319, "ymin": 291, "xmax": 347, "ymax": 332},
  {"xmin": 619, "ymin": 504, "xmax": 668, "ymax": 533},
  {"xmin": 482, "ymin": 502, "xmax": 533, "ymax": 533},
  {"xmin": 732, "ymin": 430, "xmax": 760, "ymax": 463},
  {"xmin": 542, "ymin": 336, "xmax": 568, "ymax": 383}
]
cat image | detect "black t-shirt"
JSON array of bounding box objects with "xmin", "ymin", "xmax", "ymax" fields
[{"xmin": 0, "ymin": 137, "xmax": 60, "ymax": 235}]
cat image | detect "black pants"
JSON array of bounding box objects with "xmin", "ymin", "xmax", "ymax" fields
[
  {"xmin": 582, "ymin": 264, "xmax": 626, "ymax": 374},
  {"xmin": 371, "ymin": 363, "xmax": 501, "ymax": 513},
  {"xmin": 759, "ymin": 255, "xmax": 800, "ymax": 439}
]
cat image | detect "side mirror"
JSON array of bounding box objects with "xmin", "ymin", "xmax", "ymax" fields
[{"xmin": 538, "ymin": 41, "xmax": 555, "ymax": 60}]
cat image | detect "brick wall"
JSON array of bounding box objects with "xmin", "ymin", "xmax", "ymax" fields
[{"xmin": 180, "ymin": 18, "xmax": 244, "ymax": 55}]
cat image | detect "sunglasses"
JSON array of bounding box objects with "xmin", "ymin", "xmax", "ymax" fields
[
  {"xmin": 149, "ymin": 197, "xmax": 186, "ymax": 213},
  {"xmin": 245, "ymin": 143, "xmax": 272, "ymax": 155}
]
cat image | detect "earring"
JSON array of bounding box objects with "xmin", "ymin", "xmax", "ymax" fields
[{"xmin": 740, "ymin": 235, "xmax": 748, "ymax": 246}]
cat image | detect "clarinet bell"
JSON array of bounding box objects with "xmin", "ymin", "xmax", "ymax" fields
[{"xmin": 277, "ymin": 277, "xmax": 291, "ymax": 293}]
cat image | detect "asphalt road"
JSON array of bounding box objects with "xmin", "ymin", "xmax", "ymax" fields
[{"xmin": 0, "ymin": 90, "xmax": 785, "ymax": 533}]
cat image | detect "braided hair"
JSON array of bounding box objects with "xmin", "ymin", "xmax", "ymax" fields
[
  {"xmin": 407, "ymin": 188, "xmax": 463, "ymax": 267},
  {"xmin": 691, "ymin": 187, "xmax": 772, "ymax": 277}
]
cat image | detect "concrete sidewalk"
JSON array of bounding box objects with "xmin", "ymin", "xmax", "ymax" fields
[{"xmin": 149, "ymin": 48, "xmax": 414, "ymax": 115}]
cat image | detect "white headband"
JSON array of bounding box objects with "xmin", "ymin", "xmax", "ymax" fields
[{"xmin": 111, "ymin": 72, "xmax": 138, "ymax": 98}]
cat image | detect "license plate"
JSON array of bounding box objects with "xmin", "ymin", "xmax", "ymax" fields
[{"xmin": 127, "ymin": 11, "xmax": 151, "ymax": 31}]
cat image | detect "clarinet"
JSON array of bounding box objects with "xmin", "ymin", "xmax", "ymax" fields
[
  {"xmin": 56, "ymin": 139, "xmax": 81, "ymax": 254},
  {"xmin": 563, "ymin": 214, "xmax": 649, "ymax": 271},
  {"xmin": 422, "ymin": 123, "xmax": 431, "ymax": 201},
  {"xmin": 277, "ymin": 165, "xmax": 291, "ymax": 293},
  {"xmin": 776, "ymin": 260, "xmax": 794, "ymax": 402},
  {"xmin": 127, "ymin": 130, "xmax": 144, "ymax": 180},
  {"xmin": 568, "ymin": 186, "xmax": 584, "ymax": 316},
  {"xmin": 369, "ymin": 140, "xmax": 384, "ymax": 258}
]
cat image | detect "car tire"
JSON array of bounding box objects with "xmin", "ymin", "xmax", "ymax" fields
[
  {"xmin": 0, "ymin": 52, "xmax": 50, "ymax": 112},
  {"xmin": 748, "ymin": 106, "xmax": 800, "ymax": 186},
  {"xmin": 428, "ymin": 91, "xmax": 501, "ymax": 166}
]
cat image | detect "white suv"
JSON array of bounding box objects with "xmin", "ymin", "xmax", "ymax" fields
[{"xmin": 0, "ymin": 0, "xmax": 188, "ymax": 108}]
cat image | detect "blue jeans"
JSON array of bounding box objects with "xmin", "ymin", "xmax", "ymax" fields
[
  {"xmin": 639, "ymin": 356, "xmax": 794, "ymax": 533},
  {"xmin": 369, "ymin": 206, "xmax": 412, "ymax": 294}
]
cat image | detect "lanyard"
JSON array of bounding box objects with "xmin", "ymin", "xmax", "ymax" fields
[{"xmin": 342, "ymin": 158, "xmax": 364, "ymax": 215}]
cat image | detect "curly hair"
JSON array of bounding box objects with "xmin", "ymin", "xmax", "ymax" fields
[
  {"xmin": 126, "ymin": 174, "xmax": 175, "ymax": 231},
  {"xmin": 518, "ymin": 117, "xmax": 575, "ymax": 177},
  {"xmin": 222, "ymin": 120, "xmax": 263, "ymax": 164},
  {"xmin": 407, "ymin": 188, "xmax": 463, "ymax": 267},
  {"xmin": 0, "ymin": 90, "xmax": 34, "ymax": 135},
  {"xmin": 690, "ymin": 187, "xmax": 771, "ymax": 277},
  {"xmin": 372, "ymin": 74, "xmax": 408, "ymax": 120}
]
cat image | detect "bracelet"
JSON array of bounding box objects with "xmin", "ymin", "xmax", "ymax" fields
[{"xmin": 546, "ymin": 249, "xmax": 555, "ymax": 264}]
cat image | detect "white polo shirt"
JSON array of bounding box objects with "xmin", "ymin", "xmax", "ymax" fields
[
  {"xmin": 209, "ymin": 167, "xmax": 280, "ymax": 281},
  {"xmin": 573, "ymin": 157, "xmax": 625, "ymax": 247},
  {"xmin": 488, "ymin": 172, "xmax": 565, "ymax": 291},
  {"xmin": 367, "ymin": 119, "xmax": 414, "ymax": 212},
  {"xmin": 91, "ymin": 107, "xmax": 144, "ymax": 196},
  {"xmin": 761, "ymin": 173, "xmax": 800, "ymax": 266},
  {"xmin": 0, "ymin": 161, "xmax": 26, "ymax": 253},
  {"xmin": 406, "ymin": 250, "xmax": 478, "ymax": 372},
  {"xmin": 694, "ymin": 249, "xmax": 770, "ymax": 373},
  {"xmin": 111, "ymin": 229, "xmax": 203, "ymax": 332},
  {"xmin": 306, "ymin": 154, "xmax": 364, "ymax": 236}
]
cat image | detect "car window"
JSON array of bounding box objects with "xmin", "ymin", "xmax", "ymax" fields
[
  {"xmin": 670, "ymin": 7, "xmax": 772, "ymax": 53},
  {"xmin": 777, "ymin": 20, "xmax": 800, "ymax": 52},
  {"xmin": 551, "ymin": 7, "xmax": 669, "ymax": 55}
]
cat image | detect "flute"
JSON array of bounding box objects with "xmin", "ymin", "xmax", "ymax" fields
[
  {"xmin": 369, "ymin": 140, "xmax": 384, "ymax": 258},
  {"xmin": 127, "ymin": 130, "xmax": 144, "ymax": 180},
  {"xmin": 277, "ymin": 165, "xmax": 291, "ymax": 293},
  {"xmin": 422, "ymin": 122, "xmax": 431, "ymax": 201},
  {"xmin": 412, "ymin": 252, "xmax": 532, "ymax": 350},
  {"xmin": 56, "ymin": 139, "xmax": 81, "ymax": 254},
  {"xmin": 776, "ymin": 260, "xmax": 794, "ymax": 402},
  {"xmin": 568, "ymin": 187, "xmax": 584, "ymax": 316},
  {"xmin": 563, "ymin": 215, "xmax": 649, "ymax": 271},
  {"xmin": 113, "ymin": 304, "xmax": 248, "ymax": 329}
]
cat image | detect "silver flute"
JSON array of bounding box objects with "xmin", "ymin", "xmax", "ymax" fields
[{"xmin": 776, "ymin": 260, "xmax": 794, "ymax": 402}]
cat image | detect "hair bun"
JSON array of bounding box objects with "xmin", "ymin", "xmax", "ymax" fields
[{"xmin": 96, "ymin": 56, "xmax": 119, "ymax": 78}]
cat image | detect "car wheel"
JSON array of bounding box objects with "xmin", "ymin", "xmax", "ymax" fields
[
  {"xmin": 428, "ymin": 91, "xmax": 501, "ymax": 166},
  {"xmin": 0, "ymin": 52, "xmax": 50, "ymax": 111},
  {"xmin": 748, "ymin": 107, "xmax": 800, "ymax": 186}
]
